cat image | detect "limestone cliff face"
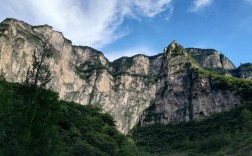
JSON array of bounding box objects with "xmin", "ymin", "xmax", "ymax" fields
[
  {"xmin": 0, "ymin": 18, "xmax": 156, "ymax": 133},
  {"xmin": 0, "ymin": 18, "xmax": 244, "ymax": 133},
  {"xmin": 140, "ymin": 42, "xmax": 241, "ymax": 126}
]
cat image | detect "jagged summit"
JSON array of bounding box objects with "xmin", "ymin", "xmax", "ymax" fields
[
  {"xmin": 2, "ymin": 18, "xmax": 53, "ymax": 29},
  {"xmin": 168, "ymin": 40, "xmax": 180, "ymax": 48},
  {"xmin": 164, "ymin": 40, "xmax": 185, "ymax": 55},
  {"xmin": 166, "ymin": 40, "xmax": 182, "ymax": 49},
  {"xmin": 2, "ymin": 18, "xmax": 22, "ymax": 23}
]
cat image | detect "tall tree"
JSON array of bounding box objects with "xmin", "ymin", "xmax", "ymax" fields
[{"xmin": 25, "ymin": 39, "xmax": 53, "ymax": 88}]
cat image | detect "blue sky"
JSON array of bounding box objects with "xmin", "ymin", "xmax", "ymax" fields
[{"xmin": 0, "ymin": 0, "xmax": 252, "ymax": 66}]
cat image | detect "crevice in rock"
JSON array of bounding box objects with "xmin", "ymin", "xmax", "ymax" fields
[
  {"xmin": 219, "ymin": 53, "xmax": 225, "ymax": 68},
  {"xmin": 187, "ymin": 69, "xmax": 195, "ymax": 120}
]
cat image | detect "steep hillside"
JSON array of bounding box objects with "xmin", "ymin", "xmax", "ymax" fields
[
  {"xmin": 0, "ymin": 80, "xmax": 144, "ymax": 156},
  {"xmin": 0, "ymin": 18, "xmax": 250, "ymax": 134}
]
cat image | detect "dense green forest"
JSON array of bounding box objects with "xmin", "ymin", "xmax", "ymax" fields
[{"xmin": 0, "ymin": 79, "xmax": 145, "ymax": 156}]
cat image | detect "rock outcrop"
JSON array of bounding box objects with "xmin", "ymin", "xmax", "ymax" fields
[
  {"xmin": 0, "ymin": 18, "xmax": 246, "ymax": 133},
  {"xmin": 232, "ymin": 63, "xmax": 252, "ymax": 80},
  {"xmin": 186, "ymin": 48, "xmax": 236, "ymax": 69},
  {"xmin": 140, "ymin": 42, "xmax": 240, "ymax": 126}
]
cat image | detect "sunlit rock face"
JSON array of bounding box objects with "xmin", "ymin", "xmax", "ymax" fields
[
  {"xmin": 139, "ymin": 41, "xmax": 240, "ymax": 126},
  {"xmin": 0, "ymin": 19, "xmax": 244, "ymax": 133}
]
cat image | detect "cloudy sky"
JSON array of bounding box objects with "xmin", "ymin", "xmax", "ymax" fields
[{"xmin": 0, "ymin": 0, "xmax": 252, "ymax": 66}]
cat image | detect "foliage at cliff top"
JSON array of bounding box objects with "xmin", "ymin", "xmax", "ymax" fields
[{"xmin": 195, "ymin": 68, "xmax": 252, "ymax": 101}]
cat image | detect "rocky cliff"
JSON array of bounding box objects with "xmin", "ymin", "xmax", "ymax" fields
[
  {"xmin": 232, "ymin": 63, "xmax": 252, "ymax": 80},
  {"xmin": 0, "ymin": 18, "xmax": 247, "ymax": 133},
  {"xmin": 140, "ymin": 42, "xmax": 241, "ymax": 126},
  {"xmin": 186, "ymin": 48, "xmax": 236, "ymax": 69}
]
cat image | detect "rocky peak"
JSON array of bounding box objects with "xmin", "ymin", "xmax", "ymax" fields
[
  {"xmin": 168, "ymin": 40, "xmax": 180, "ymax": 50},
  {"xmin": 2, "ymin": 18, "xmax": 27, "ymax": 26},
  {"xmin": 165, "ymin": 40, "xmax": 185, "ymax": 56},
  {"xmin": 2, "ymin": 18, "xmax": 53, "ymax": 31}
]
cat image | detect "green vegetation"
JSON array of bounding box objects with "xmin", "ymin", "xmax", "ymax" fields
[
  {"xmin": 75, "ymin": 55, "xmax": 158, "ymax": 85},
  {"xmin": 64, "ymin": 38, "xmax": 72, "ymax": 44},
  {"xmin": 0, "ymin": 23, "xmax": 10, "ymax": 39},
  {"xmin": 131, "ymin": 101, "xmax": 252, "ymax": 156},
  {"xmin": 238, "ymin": 63, "xmax": 252, "ymax": 72},
  {"xmin": 187, "ymin": 54, "xmax": 201, "ymax": 68},
  {"xmin": 0, "ymin": 23, "xmax": 9, "ymax": 31},
  {"xmin": 74, "ymin": 46, "xmax": 113, "ymax": 82},
  {"xmin": 172, "ymin": 46, "xmax": 185, "ymax": 56},
  {"xmin": 75, "ymin": 60, "xmax": 108, "ymax": 82},
  {"xmin": 181, "ymin": 67, "xmax": 252, "ymax": 101},
  {"xmin": 0, "ymin": 80, "xmax": 144, "ymax": 156},
  {"xmin": 32, "ymin": 25, "xmax": 52, "ymax": 29},
  {"xmin": 203, "ymin": 67, "xmax": 231, "ymax": 76},
  {"xmin": 198, "ymin": 63, "xmax": 252, "ymax": 79},
  {"xmin": 186, "ymin": 48, "xmax": 216, "ymax": 65},
  {"xmin": 142, "ymin": 100, "xmax": 162, "ymax": 123},
  {"xmin": 197, "ymin": 69, "xmax": 252, "ymax": 101},
  {"xmin": 10, "ymin": 42, "xmax": 146, "ymax": 155},
  {"xmin": 232, "ymin": 63, "xmax": 252, "ymax": 78},
  {"xmin": 79, "ymin": 46, "xmax": 105, "ymax": 57},
  {"xmin": 112, "ymin": 57, "xmax": 134, "ymax": 73},
  {"xmin": 160, "ymin": 81, "xmax": 168, "ymax": 97},
  {"xmin": 0, "ymin": 81, "xmax": 60, "ymax": 155}
]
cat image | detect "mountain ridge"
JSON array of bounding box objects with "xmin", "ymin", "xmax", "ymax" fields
[{"xmin": 0, "ymin": 18, "xmax": 251, "ymax": 133}]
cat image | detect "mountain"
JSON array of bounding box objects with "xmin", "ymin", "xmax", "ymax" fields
[{"xmin": 0, "ymin": 18, "xmax": 251, "ymax": 134}]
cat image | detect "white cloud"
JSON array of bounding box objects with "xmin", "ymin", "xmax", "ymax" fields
[
  {"xmin": 105, "ymin": 46, "xmax": 156, "ymax": 61},
  {"xmin": 0, "ymin": 0, "xmax": 173, "ymax": 48},
  {"xmin": 191, "ymin": 0, "xmax": 213, "ymax": 12},
  {"xmin": 133, "ymin": 0, "xmax": 172, "ymax": 17}
]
